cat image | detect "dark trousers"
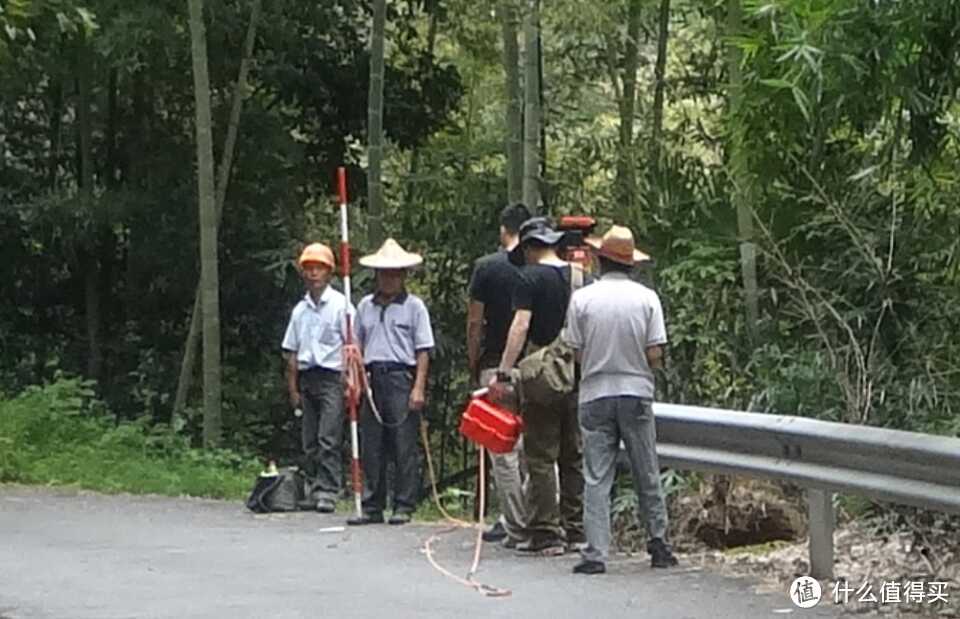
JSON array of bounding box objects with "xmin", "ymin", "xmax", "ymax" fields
[
  {"xmin": 523, "ymin": 390, "xmax": 584, "ymax": 543},
  {"xmin": 359, "ymin": 368, "xmax": 421, "ymax": 515},
  {"xmin": 299, "ymin": 368, "xmax": 345, "ymax": 502}
]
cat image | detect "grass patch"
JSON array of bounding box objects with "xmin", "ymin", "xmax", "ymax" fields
[
  {"xmin": 0, "ymin": 379, "xmax": 259, "ymax": 500},
  {"xmin": 721, "ymin": 539, "xmax": 794, "ymax": 556}
]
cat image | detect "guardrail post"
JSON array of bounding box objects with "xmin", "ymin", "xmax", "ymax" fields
[{"xmin": 807, "ymin": 488, "xmax": 834, "ymax": 580}]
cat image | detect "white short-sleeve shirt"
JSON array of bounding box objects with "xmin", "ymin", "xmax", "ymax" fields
[{"xmin": 563, "ymin": 272, "xmax": 667, "ymax": 404}]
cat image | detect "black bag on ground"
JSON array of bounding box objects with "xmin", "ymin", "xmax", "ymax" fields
[{"xmin": 245, "ymin": 467, "xmax": 305, "ymax": 513}]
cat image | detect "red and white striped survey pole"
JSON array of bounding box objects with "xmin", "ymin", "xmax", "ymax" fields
[{"xmin": 337, "ymin": 166, "xmax": 363, "ymax": 519}]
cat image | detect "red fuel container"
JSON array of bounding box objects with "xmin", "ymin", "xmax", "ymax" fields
[{"xmin": 459, "ymin": 394, "xmax": 523, "ymax": 454}]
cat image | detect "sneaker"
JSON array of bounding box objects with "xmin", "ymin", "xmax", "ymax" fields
[
  {"xmin": 388, "ymin": 512, "xmax": 411, "ymax": 525},
  {"xmin": 572, "ymin": 560, "xmax": 606, "ymax": 575},
  {"xmin": 315, "ymin": 498, "xmax": 336, "ymax": 513},
  {"xmin": 346, "ymin": 512, "xmax": 384, "ymax": 526},
  {"xmin": 565, "ymin": 531, "xmax": 587, "ymax": 551},
  {"xmin": 515, "ymin": 536, "xmax": 566, "ymax": 556},
  {"xmin": 482, "ymin": 521, "xmax": 508, "ymax": 543},
  {"xmin": 501, "ymin": 535, "xmax": 523, "ymax": 550},
  {"xmin": 648, "ymin": 538, "xmax": 679, "ymax": 568}
]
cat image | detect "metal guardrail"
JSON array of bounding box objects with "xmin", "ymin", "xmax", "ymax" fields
[{"xmin": 650, "ymin": 403, "xmax": 960, "ymax": 579}]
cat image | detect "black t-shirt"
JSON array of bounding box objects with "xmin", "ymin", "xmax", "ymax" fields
[
  {"xmin": 513, "ymin": 263, "xmax": 592, "ymax": 347},
  {"xmin": 468, "ymin": 250, "xmax": 524, "ymax": 366}
]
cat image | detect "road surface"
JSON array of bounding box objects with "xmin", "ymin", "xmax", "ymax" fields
[{"xmin": 0, "ymin": 486, "xmax": 839, "ymax": 618}]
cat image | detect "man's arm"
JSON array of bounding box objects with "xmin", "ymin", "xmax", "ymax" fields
[
  {"xmin": 285, "ymin": 352, "xmax": 300, "ymax": 408},
  {"xmin": 497, "ymin": 309, "xmax": 531, "ymax": 373},
  {"xmin": 645, "ymin": 345, "xmax": 664, "ymax": 370},
  {"xmin": 466, "ymin": 300, "xmax": 484, "ymax": 381},
  {"xmin": 409, "ymin": 349, "xmax": 430, "ymax": 411}
]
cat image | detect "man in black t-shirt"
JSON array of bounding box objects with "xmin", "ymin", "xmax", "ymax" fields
[
  {"xmin": 466, "ymin": 203, "xmax": 530, "ymax": 548},
  {"xmin": 489, "ymin": 217, "xmax": 586, "ymax": 555}
]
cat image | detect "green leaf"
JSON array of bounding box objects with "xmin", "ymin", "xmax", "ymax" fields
[{"xmin": 759, "ymin": 78, "xmax": 793, "ymax": 90}]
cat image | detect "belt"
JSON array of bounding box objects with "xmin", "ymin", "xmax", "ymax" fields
[
  {"xmin": 299, "ymin": 366, "xmax": 340, "ymax": 375},
  {"xmin": 366, "ymin": 361, "xmax": 414, "ymax": 374}
]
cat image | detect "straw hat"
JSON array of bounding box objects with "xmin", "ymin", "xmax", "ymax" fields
[
  {"xmin": 585, "ymin": 226, "xmax": 651, "ymax": 265},
  {"xmin": 358, "ymin": 238, "xmax": 423, "ymax": 269}
]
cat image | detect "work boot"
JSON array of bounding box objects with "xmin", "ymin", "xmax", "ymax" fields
[
  {"xmin": 648, "ymin": 538, "xmax": 679, "ymax": 568},
  {"xmin": 346, "ymin": 512, "xmax": 384, "ymax": 526},
  {"xmin": 515, "ymin": 535, "xmax": 565, "ymax": 556},
  {"xmin": 572, "ymin": 560, "xmax": 606, "ymax": 575},
  {"xmin": 565, "ymin": 530, "xmax": 587, "ymax": 552},
  {"xmin": 482, "ymin": 521, "xmax": 507, "ymax": 543},
  {"xmin": 315, "ymin": 498, "xmax": 335, "ymax": 514},
  {"xmin": 388, "ymin": 512, "xmax": 411, "ymax": 525}
]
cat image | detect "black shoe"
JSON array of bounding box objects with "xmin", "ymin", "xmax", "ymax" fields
[
  {"xmin": 346, "ymin": 512, "xmax": 384, "ymax": 526},
  {"xmin": 565, "ymin": 531, "xmax": 587, "ymax": 550},
  {"xmin": 573, "ymin": 560, "xmax": 606, "ymax": 575},
  {"xmin": 297, "ymin": 498, "xmax": 316, "ymax": 511},
  {"xmin": 315, "ymin": 498, "xmax": 335, "ymax": 514},
  {"xmin": 482, "ymin": 521, "xmax": 508, "ymax": 543},
  {"xmin": 648, "ymin": 538, "xmax": 679, "ymax": 568},
  {"xmin": 388, "ymin": 512, "xmax": 411, "ymax": 525}
]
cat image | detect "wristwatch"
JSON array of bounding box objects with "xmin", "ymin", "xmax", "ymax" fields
[{"xmin": 496, "ymin": 370, "xmax": 512, "ymax": 383}]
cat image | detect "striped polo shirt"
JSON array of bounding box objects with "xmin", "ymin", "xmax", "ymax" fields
[{"xmin": 356, "ymin": 291, "xmax": 434, "ymax": 366}]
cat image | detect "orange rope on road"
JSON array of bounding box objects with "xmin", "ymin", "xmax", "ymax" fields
[{"xmin": 420, "ymin": 424, "xmax": 511, "ymax": 598}]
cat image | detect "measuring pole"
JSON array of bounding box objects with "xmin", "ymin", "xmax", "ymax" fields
[{"xmin": 338, "ymin": 166, "xmax": 363, "ymax": 519}]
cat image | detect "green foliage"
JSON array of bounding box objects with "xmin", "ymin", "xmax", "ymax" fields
[{"xmin": 0, "ymin": 379, "xmax": 260, "ymax": 498}]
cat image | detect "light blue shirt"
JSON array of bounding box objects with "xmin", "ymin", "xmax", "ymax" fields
[
  {"xmin": 281, "ymin": 286, "xmax": 355, "ymax": 371},
  {"xmin": 356, "ymin": 292, "xmax": 434, "ymax": 366}
]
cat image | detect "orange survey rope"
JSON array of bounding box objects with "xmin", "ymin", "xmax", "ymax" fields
[{"xmin": 420, "ymin": 425, "xmax": 511, "ymax": 598}]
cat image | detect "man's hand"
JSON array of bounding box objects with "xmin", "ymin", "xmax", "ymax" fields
[
  {"xmin": 487, "ymin": 374, "xmax": 509, "ymax": 402},
  {"xmin": 408, "ymin": 386, "xmax": 426, "ymax": 411}
]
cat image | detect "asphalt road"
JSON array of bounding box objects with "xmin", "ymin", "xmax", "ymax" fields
[{"xmin": 0, "ymin": 486, "xmax": 840, "ymax": 619}]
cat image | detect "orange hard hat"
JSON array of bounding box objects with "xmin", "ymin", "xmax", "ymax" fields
[{"xmin": 298, "ymin": 243, "xmax": 335, "ymax": 269}]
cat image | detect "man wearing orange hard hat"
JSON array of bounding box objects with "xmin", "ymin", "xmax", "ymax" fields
[{"xmin": 281, "ymin": 242, "xmax": 354, "ymax": 513}]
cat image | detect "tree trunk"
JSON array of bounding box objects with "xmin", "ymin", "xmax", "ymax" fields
[
  {"xmin": 48, "ymin": 78, "xmax": 63, "ymax": 188},
  {"xmin": 499, "ymin": 0, "xmax": 523, "ymax": 205},
  {"xmin": 650, "ymin": 0, "xmax": 671, "ymax": 171},
  {"xmin": 76, "ymin": 35, "xmax": 102, "ymax": 385},
  {"xmin": 521, "ymin": 0, "xmax": 541, "ymax": 212},
  {"xmin": 402, "ymin": 2, "xmax": 439, "ymax": 208},
  {"xmin": 367, "ymin": 0, "xmax": 387, "ymax": 247},
  {"xmin": 172, "ymin": 0, "xmax": 262, "ymax": 425},
  {"xmin": 105, "ymin": 68, "xmax": 119, "ymax": 188},
  {"xmin": 187, "ymin": 0, "xmax": 223, "ymax": 447},
  {"xmin": 726, "ymin": 0, "xmax": 760, "ymax": 343},
  {"xmin": 616, "ymin": 0, "xmax": 642, "ymax": 218}
]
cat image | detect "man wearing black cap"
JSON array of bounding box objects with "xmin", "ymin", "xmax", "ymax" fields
[{"xmin": 488, "ymin": 217, "xmax": 586, "ymax": 555}]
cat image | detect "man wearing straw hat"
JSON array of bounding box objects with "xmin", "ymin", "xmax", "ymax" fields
[
  {"xmin": 562, "ymin": 226, "xmax": 678, "ymax": 574},
  {"xmin": 281, "ymin": 243, "xmax": 353, "ymax": 513},
  {"xmin": 347, "ymin": 238, "xmax": 435, "ymax": 526}
]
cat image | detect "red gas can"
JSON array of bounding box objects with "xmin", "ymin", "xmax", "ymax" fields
[{"xmin": 459, "ymin": 390, "xmax": 523, "ymax": 454}]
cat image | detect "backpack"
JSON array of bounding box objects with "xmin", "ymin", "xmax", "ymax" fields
[
  {"xmin": 245, "ymin": 467, "xmax": 305, "ymax": 513},
  {"xmin": 516, "ymin": 263, "xmax": 583, "ymax": 407}
]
